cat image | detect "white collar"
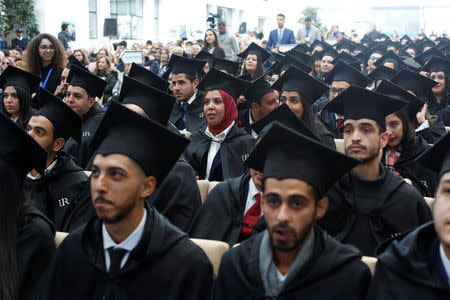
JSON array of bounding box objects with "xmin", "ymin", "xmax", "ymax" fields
[
  {"xmin": 102, "ymin": 209, "xmax": 147, "ymax": 252},
  {"xmin": 439, "ymin": 243, "xmax": 450, "ymax": 284},
  {"xmin": 249, "ymin": 178, "xmax": 260, "ymax": 199},
  {"xmin": 26, "ymin": 158, "xmax": 58, "ymax": 180},
  {"xmin": 186, "ymin": 92, "xmax": 197, "ymax": 105},
  {"xmin": 11, "ymin": 116, "xmax": 19, "ymax": 122},
  {"xmin": 278, "ymin": 27, "xmax": 284, "ymax": 32},
  {"xmin": 248, "ymin": 109, "xmax": 255, "ymax": 125},
  {"xmin": 205, "ymin": 121, "xmax": 235, "ymax": 142}
]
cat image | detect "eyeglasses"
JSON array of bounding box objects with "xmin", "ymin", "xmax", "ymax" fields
[
  {"xmin": 1, "ymin": 62, "xmax": 9, "ymax": 65},
  {"xmin": 39, "ymin": 45, "xmax": 55, "ymax": 51}
]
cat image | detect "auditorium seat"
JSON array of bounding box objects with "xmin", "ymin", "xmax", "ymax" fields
[
  {"xmin": 334, "ymin": 139, "xmax": 345, "ymax": 154},
  {"xmin": 361, "ymin": 256, "xmax": 377, "ymax": 276},
  {"xmin": 424, "ymin": 197, "xmax": 434, "ymax": 210},
  {"xmin": 197, "ymin": 180, "xmax": 220, "ymax": 204},
  {"xmin": 190, "ymin": 238, "xmax": 229, "ymax": 275},
  {"xmin": 55, "ymin": 231, "xmax": 69, "ymax": 247}
]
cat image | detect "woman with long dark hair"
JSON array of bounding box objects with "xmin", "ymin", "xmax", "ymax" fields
[
  {"xmin": 423, "ymin": 57, "xmax": 450, "ymax": 125},
  {"xmin": 72, "ymin": 49, "xmax": 90, "ymax": 67},
  {"xmin": 237, "ymin": 43, "xmax": 269, "ymax": 80},
  {"xmin": 93, "ymin": 55, "xmax": 118, "ymax": 102},
  {"xmin": 202, "ymin": 29, "xmax": 225, "ymax": 58}
]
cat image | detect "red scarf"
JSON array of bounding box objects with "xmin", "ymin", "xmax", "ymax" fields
[{"xmin": 205, "ymin": 89, "xmax": 237, "ymax": 135}]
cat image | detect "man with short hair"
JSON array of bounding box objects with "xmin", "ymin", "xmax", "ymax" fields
[
  {"xmin": 267, "ymin": 14, "xmax": 296, "ymax": 52},
  {"xmin": 11, "ymin": 28, "xmax": 28, "ymax": 51},
  {"xmin": 213, "ymin": 122, "xmax": 371, "ymax": 299},
  {"xmin": 218, "ymin": 22, "xmax": 239, "ymax": 61},
  {"xmin": 366, "ymin": 46, "xmax": 385, "ymax": 74},
  {"xmin": 58, "ymin": 23, "xmax": 70, "ymax": 50},
  {"xmin": 296, "ymin": 16, "xmax": 321, "ymax": 46},
  {"xmin": 320, "ymin": 86, "xmax": 432, "ymax": 256},
  {"xmin": 317, "ymin": 47, "xmax": 338, "ymax": 81},
  {"xmin": 52, "ymin": 102, "xmax": 213, "ymax": 299}
]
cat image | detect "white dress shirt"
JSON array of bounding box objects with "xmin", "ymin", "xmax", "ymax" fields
[
  {"xmin": 248, "ymin": 109, "xmax": 258, "ymax": 138},
  {"xmin": 204, "ymin": 121, "xmax": 235, "ymax": 179},
  {"xmin": 243, "ymin": 178, "xmax": 263, "ymax": 216},
  {"xmin": 439, "ymin": 243, "xmax": 450, "ymax": 284},
  {"xmin": 102, "ymin": 209, "xmax": 147, "ymax": 271},
  {"xmin": 26, "ymin": 159, "xmax": 58, "ymax": 180},
  {"xmin": 186, "ymin": 92, "xmax": 197, "ymax": 105}
]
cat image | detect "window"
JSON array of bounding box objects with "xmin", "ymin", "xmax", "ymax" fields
[
  {"xmin": 110, "ymin": 0, "xmax": 143, "ymax": 39},
  {"xmin": 89, "ymin": 0, "xmax": 97, "ymax": 39}
]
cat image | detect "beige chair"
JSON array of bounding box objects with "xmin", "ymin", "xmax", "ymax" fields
[
  {"xmin": 55, "ymin": 231, "xmax": 69, "ymax": 247},
  {"xmin": 189, "ymin": 238, "xmax": 229, "ymax": 275},
  {"xmin": 197, "ymin": 180, "xmax": 220, "ymax": 204},
  {"xmin": 334, "ymin": 139, "xmax": 345, "ymax": 154},
  {"xmin": 446, "ymin": 127, "xmax": 450, "ymax": 133},
  {"xmin": 362, "ymin": 256, "xmax": 378, "ymax": 276},
  {"xmin": 424, "ymin": 197, "xmax": 435, "ymax": 210}
]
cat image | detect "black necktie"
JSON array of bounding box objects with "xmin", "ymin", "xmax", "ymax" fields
[{"xmin": 108, "ymin": 247, "xmax": 127, "ymax": 277}]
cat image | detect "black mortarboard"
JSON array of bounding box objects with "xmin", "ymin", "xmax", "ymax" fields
[
  {"xmin": 320, "ymin": 47, "xmax": 339, "ymax": 61},
  {"xmin": 367, "ymin": 65, "xmax": 397, "ymax": 82},
  {"xmin": 414, "ymin": 47, "xmax": 445, "ymax": 66},
  {"xmin": 290, "ymin": 44, "xmax": 310, "ymax": 54},
  {"xmin": 0, "ymin": 66, "xmax": 41, "ymax": 94},
  {"xmin": 313, "ymin": 51, "xmax": 323, "ymax": 62},
  {"xmin": 196, "ymin": 68, "xmax": 250, "ymax": 100},
  {"xmin": 272, "ymin": 66, "xmax": 328, "ymax": 104},
  {"xmin": 335, "ymin": 52, "xmax": 361, "ymax": 69},
  {"xmin": 67, "ymin": 65, "xmax": 106, "ymax": 98},
  {"xmin": 367, "ymin": 45, "xmax": 386, "ymax": 58},
  {"xmin": 271, "ymin": 52, "xmax": 285, "ymax": 63},
  {"xmin": 440, "ymin": 44, "xmax": 450, "ymax": 57},
  {"xmin": 352, "ymin": 43, "xmax": 368, "ymax": 54},
  {"xmin": 416, "ymin": 38, "xmax": 436, "ymax": 53},
  {"xmin": 311, "ymin": 40, "xmax": 329, "ymax": 52},
  {"xmin": 401, "ymin": 35, "xmax": 412, "ymax": 43},
  {"xmin": 391, "ymin": 67, "xmax": 437, "ymax": 98},
  {"xmin": 195, "ymin": 50, "xmax": 215, "ymax": 66},
  {"xmin": 212, "ymin": 57, "xmax": 241, "ymax": 76},
  {"xmin": 400, "ymin": 42, "xmax": 419, "ymax": 57},
  {"xmin": 0, "ymin": 112, "xmax": 47, "ymax": 180},
  {"xmin": 237, "ymin": 73, "xmax": 253, "ymax": 82},
  {"xmin": 421, "ymin": 56, "xmax": 450, "ymax": 75},
  {"xmin": 288, "ymin": 50, "xmax": 314, "ymax": 67},
  {"xmin": 354, "ymin": 53, "xmax": 368, "ymax": 68},
  {"xmin": 270, "ymin": 53, "xmax": 312, "ymax": 75},
  {"xmin": 417, "ymin": 132, "xmax": 450, "ymax": 178},
  {"xmin": 383, "ymin": 40, "xmax": 401, "ymax": 51},
  {"xmin": 119, "ymin": 76, "xmax": 176, "ymax": 125},
  {"xmin": 242, "ymin": 75, "xmax": 274, "ymax": 104},
  {"xmin": 67, "ymin": 54, "xmax": 85, "ymax": 69},
  {"xmin": 167, "ymin": 54, "xmax": 206, "ymax": 76},
  {"xmin": 375, "ymin": 79, "xmax": 425, "ymax": 121},
  {"xmin": 128, "ymin": 62, "xmax": 170, "ymax": 91},
  {"xmin": 90, "ymin": 101, "xmax": 189, "ymax": 185},
  {"xmin": 324, "ymin": 59, "xmax": 371, "ymax": 87},
  {"xmin": 35, "ymin": 87, "xmax": 82, "ymax": 143},
  {"xmin": 324, "ymin": 85, "xmax": 408, "ymax": 128},
  {"xmin": 237, "ymin": 42, "xmax": 270, "ymax": 63},
  {"xmin": 244, "ymin": 122, "xmax": 361, "ymax": 197},
  {"xmin": 250, "ymin": 104, "xmax": 320, "ymax": 141},
  {"xmin": 402, "ymin": 57, "xmax": 422, "ymax": 72},
  {"xmin": 374, "ymin": 50, "xmax": 404, "ymax": 70},
  {"xmin": 335, "ymin": 39, "xmax": 355, "ymax": 52}
]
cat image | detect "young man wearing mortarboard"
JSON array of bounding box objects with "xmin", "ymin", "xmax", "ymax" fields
[
  {"xmin": 52, "ymin": 102, "xmax": 213, "ymax": 299},
  {"xmin": 63, "ymin": 65, "xmax": 107, "ymax": 169},
  {"xmin": 319, "ymin": 86, "xmax": 432, "ymax": 256},
  {"xmin": 213, "ymin": 122, "xmax": 372, "ymax": 299}
]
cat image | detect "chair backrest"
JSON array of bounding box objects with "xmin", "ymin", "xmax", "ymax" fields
[
  {"xmin": 189, "ymin": 238, "xmax": 229, "ymax": 276},
  {"xmin": 334, "ymin": 139, "xmax": 345, "ymax": 154},
  {"xmin": 197, "ymin": 180, "xmax": 220, "ymax": 204},
  {"xmin": 362, "ymin": 256, "xmax": 377, "ymax": 276},
  {"xmin": 55, "ymin": 231, "xmax": 69, "ymax": 247},
  {"xmin": 424, "ymin": 197, "xmax": 435, "ymax": 210}
]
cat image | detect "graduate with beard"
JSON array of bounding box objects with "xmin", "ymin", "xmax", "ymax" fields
[{"xmin": 213, "ymin": 122, "xmax": 372, "ymax": 299}]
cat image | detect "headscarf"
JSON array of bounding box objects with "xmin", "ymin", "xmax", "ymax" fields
[{"xmin": 205, "ymin": 89, "xmax": 237, "ymax": 135}]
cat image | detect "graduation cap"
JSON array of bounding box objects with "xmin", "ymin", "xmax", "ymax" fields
[
  {"xmin": 0, "ymin": 66, "xmax": 41, "ymax": 94},
  {"xmin": 417, "ymin": 132, "xmax": 450, "ymax": 178},
  {"xmin": 352, "ymin": 43, "xmax": 368, "ymax": 54},
  {"xmin": 271, "ymin": 52, "xmax": 285, "ymax": 63},
  {"xmin": 400, "ymin": 35, "xmax": 412, "ymax": 44},
  {"xmin": 335, "ymin": 39, "xmax": 354, "ymax": 52},
  {"xmin": 391, "ymin": 67, "xmax": 437, "ymax": 98},
  {"xmin": 400, "ymin": 42, "xmax": 419, "ymax": 57},
  {"xmin": 292, "ymin": 44, "xmax": 310, "ymax": 54},
  {"xmin": 196, "ymin": 68, "xmax": 251, "ymax": 100},
  {"xmin": 272, "ymin": 65, "xmax": 328, "ymax": 104},
  {"xmin": 383, "ymin": 40, "xmax": 401, "ymax": 51},
  {"xmin": 354, "ymin": 53, "xmax": 368, "ymax": 67},
  {"xmin": 324, "ymin": 59, "xmax": 371, "ymax": 87},
  {"xmin": 67, "ymin": 54, "xmax": 85, "ymax": 69},
  {"xmin": 167, "ymin": 54, "xmax": 206, "ymax": 76},
  {"xmin": 402, "ymin": 57, "xmax": 422, "ymax": 72},
  {"xmin": 237, "ymin": 42, "xmax": 271, "ymax": 63},
  {"xmin": 67, "ymin": 65, "xmax": 107, "ymax": 98},
  {"xmin": 195, "ymin": 50, "xmax": 215, "ymax": 66},
  {"xmin": 242, "ymin": 75, "xmax": 274, "ymax": 104},
  {"xmin": 416, "ymin": 38, "xmax": 436, "ymax": 53},
  {"xmin": 335, "ymin": 52, "xmax": 361, "ymax": 69},
  {"xmin": 244, "ymin": 121, "xmax": 361, "ymax": 197},
  {"xmin": 421, "ymin": 56, "xmax": 450, "ymax": 75},
  {"xmin": 288, "ymin": 50, "xmax": 314, "ymax": 67},
  {"xmin": 375, "ymin": 79, "xmax": 425, "ymax": 121},
  {"xmin": 324, "ymin": 85, "xmax": 408, "ymax": 128},
  {"xmin": 367, "ymin": 45, "xmax": 386, "ymax": 59},
  {"xmin": 414, "ymin": 47, "xmax": 445, "ymax": 66},
  {"xmin": 34, "ymin": 87, "xmax": 82, "ymax": 143},
  {"xmin": 90, "ymin": 101, "xmax": 189, "ymax": 185},
  {"xmin": 439, "ymin": 44, "xmax": 450, "ymax": 57},
  {"xmin": 367, "ymin": 65, "xmax": 397, "ymax": 83},
  {"xmin": 270, "ymin": 53, "xmax": 312, "ymax": 75},
  {"xmin": 313, "ymin": 51, "xmax": 323, "ymax": 62},
  {"xmin": 320, "ymin": 47, "xmax": 339, "ymax": 61},
  {"xmin": 374, "ymin": 50, "xmax": 404, "ymax": 70},
  {"xmin": 311, "ymin": 40, "xmax": 329, "ymax": 52},
  {"xmin": 237, "ymin": 73, "xmax": 253, "ymax": 82},
  {"xmin": 128, "ymin": 62, "xmax": 170, "ymax": 91},
  {"xmin": 212, "ymin": 57, "xmax": 241, "ymax": 76},
  {"xmin": 0, "ymin": 112, "xmax": 47, "ymax": 180},
  {"xmin": 119, "ymin": 76, "xmax": 176, "ymax": 125}
]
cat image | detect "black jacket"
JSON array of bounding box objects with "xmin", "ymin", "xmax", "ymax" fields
[
  {"xmin": 23, "ymin": 152, "xmax": 88, "ymax": 230},
  {"xmin": 317, "ymin": 107, "xmax": 343, "ymax": 139},
  {"xmin": 416, "ymin": 116, "xmax": 447, "ymax": 144},
  {"xmin": 368, "ymin": 222, "xmax": 450, "ymax": 299},
  {"xmin": 52, "ymin": 205, "xmax": 213, "ymax": 299},
  {"xmin": 319, "ymin": 164, "xmax": 432, "ymax": 256},
  {"xmin": 64, "ymin": 102, "xmax": 105, "ymax": 169},
  {"xmin": 184, "ymin": 123, "xmax": 255, "ymax": 181},
  {"xmin": 169, "ymin": 91, "xmax": 207, "ymax": 132},
  {"xmin": 96, "ymin": 70, "xmax": 118, "ymax": 96},
  {"xmin": 213, "ymin": 226, "xmax": 372, "ymax": 299}
]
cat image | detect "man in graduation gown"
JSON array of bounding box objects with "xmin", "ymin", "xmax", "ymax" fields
[
  {"xmin": 367, "ymin": 132, "xmax": 450, "ymax": 299},
  {"xmin": 319, "ymin": 86, "xmax": 432, "ymax": 256},
  {"xmin": 63, "ymin": 65, "xmax": 107, "ymax": 169},
  {"xmin": 168, "ymin": 55, "xmax": 207, "ymax": 132},
  {"xmin": 52, "ymin": 102, "xmax": 213, "ymax": 299},
  {"xmin": 213, "ymin": 122, "xmax": 372, "ymax": 299},
  {"xmin": 24, "ymin": 87, "xmax": 88, "ymax": 230}
]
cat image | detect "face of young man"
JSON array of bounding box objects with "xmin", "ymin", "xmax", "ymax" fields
[
  {"xmin": 320, "ymin": 56, "xmax": 334, "ymax": 74},
  {"xmin": 434, "ymin": 172, "xmax": 450, "ymax": 257},
  {"xmin": 65, "ymin": 85, "xmax": 94, "ymax": 116},
  {"xmin": 329, "ymin": 81, "xmax": 350, "ymax": 101},
  {"xmin": 251, "ymin": 91, "xmax": 279, "ymax": 121},
  {"xmin": 262, "ymin": 177, "xmax": 328, "ymax": 252},
  {"xmin": 27, "ymin": 115, "xmax": 58, "ymax": 153},
  {"xmin": 279, "ymin": 91, "xmax": 304, "ymax": 119},
  {"xmin": 171, "ymin": 73, "xmax": 197, "ymax": 102}
]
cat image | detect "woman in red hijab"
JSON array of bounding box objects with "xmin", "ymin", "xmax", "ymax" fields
[{"xmin": 184, "ymin": 68, "xmax": 255, "ymax": 181}]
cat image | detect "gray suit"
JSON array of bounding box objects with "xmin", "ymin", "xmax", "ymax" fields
[
  {"xmin": 219, "ymin": 31, "xmax": 239, "ymax": 61},
  {"xmin": 296, "ymin": 25, "xmax": 321, "ymax": 45}
]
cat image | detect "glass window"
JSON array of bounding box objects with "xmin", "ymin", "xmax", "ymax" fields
[
  {"xmin": 110, "ymin": 0, "xmax": 143, "ymax": 39},
  {"xmin": 89, "ymin": 0, "xmax": 97, "ymax": 39}
]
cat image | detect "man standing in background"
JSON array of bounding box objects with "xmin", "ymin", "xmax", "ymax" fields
[
  {"xmin": 267, "ymin": 14, "xmax": 296, "ymax": 52},
  {"xmin": 58, "ymin": 23, "xmax": 71, "ymax": 50},
  {"xmin": 218, "ymin": 22, "xmax": 239, "ymax": 61},
  {"xmin": 296, "ymin": 17, "xmax": 321, "ymax": 46},
  {"xmin": 11, "ymin": 28, "xmax": 28, "ymax": 51}
]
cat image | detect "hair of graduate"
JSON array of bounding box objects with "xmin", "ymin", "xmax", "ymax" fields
[
  {"xmin": 1, "ymin": 85, "xmax": 32, "ymax": 130},
  {"xmin": 426, "ymin": 73, "xmax": 450, "ymax": 109},
  {"xmin": 73, "ymin": 49, "xmax": 90, "ymax": 66},
  {"xmin": 385, "ymin": 108, "xmax": 418, "ymax": 158},
  {"xmin": 61, "ymin": 23, "xmax": 68, "ymax": 31},
  {"xmin": 12, "ymin": 47, "xmax": 23, "ymax": 55},
  {"xmin": 23, "ymin": 33, "xmax": 68, "ymax": 76},
  {"xmin": 173, "ymin": 71, "xmax": 197, "ymax": 83},
  {"xmin": 242, "ymin": 52, "xmax": 264, "ymax": 79},
  {"xmin": 261, "ymin": 177, "xmax": 321, "ymax": 203},
  {"xmin": 277, "ymin": 14, "xmax": 286, "ymax": 19},
  {"xmin": 202, "ymin": 29, "xmax": 223, "ymax": 52}
]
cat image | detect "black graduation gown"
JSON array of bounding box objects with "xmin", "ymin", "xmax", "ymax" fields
[
  {"xmin": 382, "ymin": 137, "xmax": 437, "ymax": 197},
  {"xmin": 52, "ymin": 205, "xmax": 213, "ymax": 300},
  {"xmin": 147, "ymin": 157, "xmax": 201, "ymax": 232},
  {"xmin": 319, "ymin": 164, "xmax": 432, "ymax": 256},
  {"xmin": 18, "ymin": 204, "xmax": 56, "ymax": 300},
  {"xmin": 416, "ymin": 115, "xmax": 447, "ymax": 144},
  {"xmin": 23, "ymin": 152, "xmax": 88, "ymax": 230},
  {"xmin": 60, "ymin": 180, "xmax": 95, "ymax": 233},
  {"xmin": 184, "ymin": 123, "xmax": 255, "ymax": 181},
  {"xmin": 32, "ymin": 65, "xmax": 63, "ymax": 109},
  {"xmin": 427, "ymin": 94, "xmax": 450, "ymax": 126},
  {"xmin": 64, "ymin": 102, "xmax": 105, "ymax": 169},
  {"xmin": 188, "ymin": 173, "xmax": 265, "ymax": 246},
  {"xmin": 367, "ymin": 222, "xmax": 450, "ymax": 299},
  {"xmin": 237, "ymin": 106, "xmax": 251, "ymax": 134},
  {"xmin": 316, "ymin": 119, "xmax": 337, "ymax": 150},
  {"xmin": 169, "ymin": 91, "xmax": 207, "ymax": 133},
  {"xmin": 213, "ymin": 226, "xmax": 372, "ymax": 300}
]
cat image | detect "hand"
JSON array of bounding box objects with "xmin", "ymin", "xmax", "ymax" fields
[
  {"xmin": 404, "ymin": 178, "xmax": 413, "ymax": 185},
  {"xmin": 416, "ymin": 104, "xmax": 428, "ymax": 124},
  {"xmin": 54, "ymin": 84, "xmax": 63, "ymax": 95},
  {"xmin": 272, "ymin": 48, "xmax": 278, "ymax": 53},
  {"xmin": 195, "ymin": 176, "xmax": 199, "ymax": 180},
  {"xmin": 419, "ymin": 71, "xmax": 429, "ymax": 78}
]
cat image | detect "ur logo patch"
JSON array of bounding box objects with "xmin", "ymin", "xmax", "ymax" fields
[
  {"xmin": 199, "ymin": 112, "xmax": 204, "ymax": 118},
  {"xmin": 82, "ymin": 131, "xmax": 91, "ymax": 137},
  {"xmin": 58, "ymin": 197, "xmax": 70, "ymax": 207},
  {"xmin": 241, "ymin": 154, "xmax": 249, "ymax": 161}
]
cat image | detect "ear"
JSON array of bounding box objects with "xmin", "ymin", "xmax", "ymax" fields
[
  {"xmin": 379, "ymin": 130, "xmax": 389, "ymax": 148},
  {"xmin": 140, "ymin": 176, "xmax": 156, "ymax": 199},
  {"xmin": 88, "ymin": 96, "xmax": 96, "ymax": 107},
  {"xmin": 250, "ymin": 101, "xmax": 259, "ymax": 112},
  {"xmin": 315, "ymin": 197, "xmax": 329, "ymax": 220},
  {"xmin": 52, "ymin": 137, "xmax": 66, "ymax": 152}
]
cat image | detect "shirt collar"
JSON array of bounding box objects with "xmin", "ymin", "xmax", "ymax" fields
[
  {"xmin": 186, "ymin": 92, "xmax": 197, "ymax": 105},
  {"xmin": 248, "ymin": 109, "xmax": 255, "ymax": 125},
  {"xmin": 26, "ymin": 158, "xmax": 58, "ymax": 180},
  {"xmin": 249, "ymin": 178, "xmax": 260, "ymax": 199},
  {"xmin": 102, "ymin": 209, "xmax": 147, "ymax": 252},
  {"xmin": 204, "ymin": 121, "xmax": 235, "ymax": 142},
  {"xmin": 439, "ymin": 243, "xmax": 450, "ymax": 284}
]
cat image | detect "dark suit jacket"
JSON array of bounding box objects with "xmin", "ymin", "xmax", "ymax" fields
[{"xmin": 267, "ymin": 28, "xmax": 296, "ymax": 51}]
